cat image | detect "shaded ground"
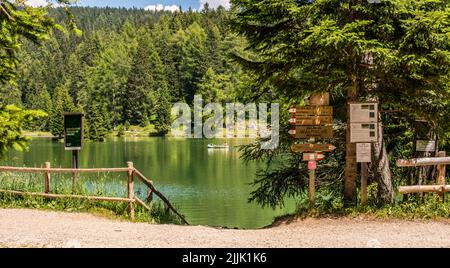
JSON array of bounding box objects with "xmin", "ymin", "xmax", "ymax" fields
[{"xmin": 0, "ymin": 208, "xmax": 449, "ymax": 248}]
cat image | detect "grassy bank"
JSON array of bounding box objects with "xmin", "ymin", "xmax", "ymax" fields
[
  {"xmin": 276, "ymin": 186, "xmax": 450, "ymax": 223},
  {"xmin": 0, "ymin": 172, "xmax": 181, "ymax": 224}
]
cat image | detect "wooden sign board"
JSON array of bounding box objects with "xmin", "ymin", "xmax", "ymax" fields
[
  {"xmin": 291, "ymin": 126, "xmax": 333, "ymax": 139},
  {"xmin": 295, "ymin": 106, "xmax": 333, "ymax": 117},
  {"xmin": 292, "ymin": 144, "xmax": 336, "ymax": 153},
  {"xmin": 308, "ymin": 161, "xmax": 317, "ymax": 170},
  {"xmin": 350, "ymin": 123, "xmax": 378, "ymax": 143},
  {"xmin": 416, "ymin": 140, "xmax": 436, "ymax": 152},
  {"xmin": 303, "ymin": 153, "xmax": 325, "ymax": 161},
  {"xmin": 357, "ymin": 143, "xmax": 372, "ymax": 163},
  {"xmin": 295, "ymin": 115, "xmax": 333, "ymax": 126},
  {"xmin": 350, "ymin": 103, "xmax": 378, "ymax": 123},
  {"xmin": 64, "ymin": 113, "xmax": 84, "ymax": 151}
]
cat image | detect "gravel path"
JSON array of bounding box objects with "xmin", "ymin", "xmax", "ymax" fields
[{"xmin": 0, "ymin": 208, "xmax": 449, "ymax": 248}]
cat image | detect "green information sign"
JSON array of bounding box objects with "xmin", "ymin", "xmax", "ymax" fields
[{"xmin": 64, "ymin": 113, "xmax": 84, "ymax": 151}]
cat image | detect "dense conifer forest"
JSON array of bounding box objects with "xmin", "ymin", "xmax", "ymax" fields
[{"xmin": 2, "ymin": 6, "xmax": 246, "ymax": 140}]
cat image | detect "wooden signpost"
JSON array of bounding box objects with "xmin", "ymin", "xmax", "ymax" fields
[
  {"xmin": 294, "ymin": 106, "xmax": 333, "ymax": 116},
  {"xmin": 303, "ymin": 153, "xmax": 325, "ymax": 162},
  {"xmin": 356, "ymin": 143, "xmax": 371, "ymax": 206},
  {"xmin": 292, "ymin": 144, "xmax": 336, "ymax": 153},
  {"xmin": 290, "ymin": 116, "xmax": 333, "ymax": 126},
  {"xmin": 289, "ymin": 126, "xmax": 333, "ymax": 139},
  {"xmin": 290, "ymin": 92, "xmax": 336, "ymax": 209}
]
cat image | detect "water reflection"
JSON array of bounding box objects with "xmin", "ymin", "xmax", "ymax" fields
[{"xmin": 1, "ymin": 137, "xmax": 295, "ymax": 229}]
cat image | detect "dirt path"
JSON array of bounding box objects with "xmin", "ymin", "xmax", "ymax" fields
[{"xmin": 0, "ymin": 208, "xmax": 449, "ymax": 248}]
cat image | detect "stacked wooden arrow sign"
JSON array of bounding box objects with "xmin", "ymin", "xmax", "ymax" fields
[
  {"xmin": 289, "ymin": 93, "xmax": 336, "ymax": 209},
  {"xmin": 288, "ymin": 106, "xmax": 333, "ymax": 139},
  {"xmin": 289, "ymin": 93, "xmax": 336, "ymax": 157}
]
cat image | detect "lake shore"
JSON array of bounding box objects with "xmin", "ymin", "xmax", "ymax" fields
[{"xmin": 1, "ymin": 208, "xmax": 450, "ymax": 248}]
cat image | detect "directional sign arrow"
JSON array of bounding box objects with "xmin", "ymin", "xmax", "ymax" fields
[
  {"xmin": 303, "ymin": 153, "xmax": 325, "ymax": 161},
  {"xmin": 291, "ymin": 143, "xmax": 337, "ymax": 153}
]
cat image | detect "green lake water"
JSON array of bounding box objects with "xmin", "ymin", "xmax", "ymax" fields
[{"xmin": 1, "ymin": 137, "xmax": 295, "ymax": 229}]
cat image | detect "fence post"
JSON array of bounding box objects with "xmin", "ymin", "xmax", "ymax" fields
[
  {"xmin": 127, "ymin": 162, "xmax": 135, "ymax": 220},
  {"xmin": 44, "ymin": 162, "xmax": 51, "ymax": 194},
  {"xmin": 437, "ymin": 151, "xmax": 446, "ymax": 202},
  {"xmin": 146, "ymin": 188, "xmax": 153, "ymax": 208}
]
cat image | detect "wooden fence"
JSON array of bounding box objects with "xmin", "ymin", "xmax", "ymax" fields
[
  {"xmin": 396, "ymin": 151, "xmax": 448, "ymax": 201},
  {"xmin": 0, "ymin": 162, "xmax": 189, "ymax": 224}
]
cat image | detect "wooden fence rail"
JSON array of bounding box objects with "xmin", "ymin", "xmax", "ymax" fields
[
  {"xmin": 0, "ymin": 162, "xmax": 189, "ymax": 224},
  {"xmin": 396, "ymin": 152, "xmax": 448, "ymax": 201},
  {"xmin": 396, "ymin": 157, "xmax": 450, "ymax": 167}
]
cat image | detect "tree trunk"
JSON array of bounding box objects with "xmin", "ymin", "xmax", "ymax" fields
[
  {"xmin": 372, "ymin": 121, "xmax": 394, "ymax": 203},
  {"xmin": 344, "ymin": 76, "xmax": 358, "ymax": 204}
]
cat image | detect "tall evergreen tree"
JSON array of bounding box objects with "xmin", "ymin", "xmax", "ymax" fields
[
  {"xmin": 231, "ymin": 0, "xmax": 450, "ymax": 207},
  {"xmin": 49, "ymin": 80, "xmax": 75, "ymax": 138},
  {"xmin": 123, "ymin": 32, "xmax": 155, "ymax": 126},
  {"xmin": 26, "ymin": 84, "xmax": 52, "ymax": 131},
  {"xmin": 85, "ymin": 100, "xmax": 108, "ymax": 141}
]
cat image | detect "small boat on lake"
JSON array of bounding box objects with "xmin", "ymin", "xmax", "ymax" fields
[{"xmin": 207, "ymin": 143, "xmax": 230, "ymax": 149}]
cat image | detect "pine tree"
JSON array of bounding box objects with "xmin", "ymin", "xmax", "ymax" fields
[
  {"xmin": 231, "ymin": 0, "xmax": 450, "ymax": 207},
  {"xmin": 49, "ymin": 80, "xmax": 75, "ymax": 138},
  {"xmin": 26, "ymin": 84, "xmax": 52, "ymax": 131},
  {"xmin": 85, "ymin": 100, "xmax": 108, "ymax": 141},
  {"xmin": 153, "ymin": 86, "xmax": 172, "ymax": 135},
  {"xmin": 123, "ymin": 32, "xmax": 155, "ymax": 126},
  {"xmin": 181, "ymin": 22, "xmax": 208, "ymax": 102},
  {"xmin": 198, "ymin": 67, "xmax": 233, "ymax": 103}
]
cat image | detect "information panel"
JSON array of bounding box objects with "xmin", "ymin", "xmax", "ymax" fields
[
  {"xmin": 350, "ymin": 123, "xmax": 378, "ymax": 143},
  {"xmin": 416, "ymin": 140, "xmax": 436, "ymax": 152},
  {"xmin": 64, "ymin": 113, "xmax": 84, "ymax": 151},
  {"xmin": 350, "ymin": 103, "xmax": 378, "ymax": 123},
  {"xmin": 357, "ymin": 143, "xmax": 372, "ymax": 163}
]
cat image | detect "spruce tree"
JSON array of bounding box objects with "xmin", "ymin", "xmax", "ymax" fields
[
  {"xmin": 231, "ymin": 0, "xmax": 450, "ymax": 207},
  {"xmin": 26, "ymin": 84, "xmax": 52, "ymax": 131},
  {"xmin": 49, "ymin": 80, "xmax": 75, "ymax": 138},
  {"xmin": 124, "ymin": 32, "xmax": 155, "ymax": 126}
]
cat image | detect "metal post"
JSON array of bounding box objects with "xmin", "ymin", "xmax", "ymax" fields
[{"xmin": 72, "ymin": 150, "xmax": 79, "ymax": 192}]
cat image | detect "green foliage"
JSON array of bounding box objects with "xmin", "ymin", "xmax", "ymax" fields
[
  {"xmin": 0, "ymin": 105, "xmax": 46, "ymax": 158},
  {"xmin": 25, "ymin": 84, "xmax": 52, "ymax": 131},
  {"xmin": 286, "ymin": 184, "xmax": 450, "ymax": 220},
  {"xmin": 0, "ymin": 0, "xmax": 56, "ymax": 84},
  {"xmin": 116, "ymin": 124, "xmax": 125, "ymax": 137},
  {"xmin": 49, "ymin": 80, "xmax": 75, "ymax": 138},
  {"xmin": 153, "ymin": 88, "xmax": 172, "ymax": 135},
  {"xmin": 0, "ymin": 0, "xmax": 77, "ymax": 159},
  {"xmin": 12, "ymin": 6, "xmax": 244, "ymax": 138},
  {"xmin": 85, "ymin": 100, "xmax": 108, "ymax": 141},
  {"xmin": 198, "ymin": 68, "xmax": 234, "ymax": 103},
  {"xmin": 232, "ymin": 0, "xmax": 450, "ymax": 208}
]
